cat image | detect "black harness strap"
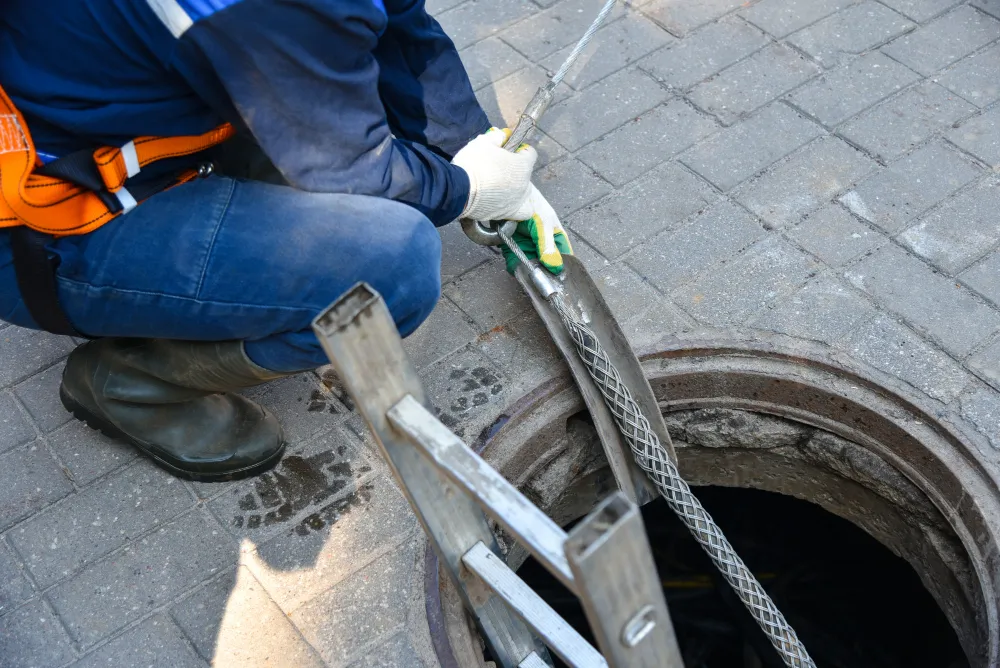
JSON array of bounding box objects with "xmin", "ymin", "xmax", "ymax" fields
[{"xmin": 9, "ymin": 226, "xmax": 82, "ymax": 337}]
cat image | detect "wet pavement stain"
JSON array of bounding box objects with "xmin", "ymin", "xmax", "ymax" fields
[
  {"xmin": 231, "ymin": 446, "xmax": 372, "ymax": 530},
  {"xmin": 293, "ymin": 481, "xmax": 375, "ymax": 536}
]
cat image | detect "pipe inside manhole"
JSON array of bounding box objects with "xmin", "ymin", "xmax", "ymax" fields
[{"xmin": 428, "ymin": 333, "xmax": 1000, "ymax": 668}]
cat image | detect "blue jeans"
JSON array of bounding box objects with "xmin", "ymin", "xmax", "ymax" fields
[{"xmin": 0, "ymin": 177, "xmax": 442, "ymax": 372}]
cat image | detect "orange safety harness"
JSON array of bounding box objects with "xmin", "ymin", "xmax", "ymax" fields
[{"xmin": 0, "ymin": 82, "xmax": 233, "ymax": 335}]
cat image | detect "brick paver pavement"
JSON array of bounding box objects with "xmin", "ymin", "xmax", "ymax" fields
[{"xmin": 3, "ymin": 0, "xmax": 1000, "ymax": 665}]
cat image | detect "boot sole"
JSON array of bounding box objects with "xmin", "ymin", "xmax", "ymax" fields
[{"xmin": 59, "ymin": 385, "xmax": 286, "ymax": 483}]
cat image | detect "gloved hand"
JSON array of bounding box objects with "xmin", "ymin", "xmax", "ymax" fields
[
  {"xmin": 501, "ymin": 184, "xmax": 573, "ymax": 275},
  {"xmin": 452, "ymin": 127, "xmax": 537, "ymax": 222}
]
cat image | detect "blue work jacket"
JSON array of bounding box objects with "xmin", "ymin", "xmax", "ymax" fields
[{"xmin": 0, "ymin": 0, "xmax": 490, "ymax": 225}]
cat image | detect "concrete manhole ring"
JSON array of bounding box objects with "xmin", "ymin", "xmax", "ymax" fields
[{"xmin": 424, "ymin": 331, "xmax": 1000, "ymax": 668}]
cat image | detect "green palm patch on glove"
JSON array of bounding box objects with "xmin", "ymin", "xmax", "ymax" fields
[{"xmin": 502, "ymin": 217, "xmax": 574, "ymax": 275}]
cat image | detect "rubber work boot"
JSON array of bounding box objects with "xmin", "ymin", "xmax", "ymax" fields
[{"xmin": 60, "ymin": 338, "xmax": 288, "ymax": 482}]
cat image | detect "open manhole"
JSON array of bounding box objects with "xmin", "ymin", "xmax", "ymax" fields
[{"xmin": 425, "ymin": 333, "xmax": 1000, "ymax": 668}]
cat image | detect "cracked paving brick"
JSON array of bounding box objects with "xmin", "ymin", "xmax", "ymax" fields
[
  {"xmin": 845, "ymin": 244, "xmax": 1000, "ymax": 357},
  {"xmin": 840, "ymin": 140, "xmax": 981, "ymax": 235},
  {"xmin": 948, "ymin": 106, "xmax": 1000, "ymax": 168},
  {"xmin": 540, "ymin": 14, "xmax": 674, "ymax": 92},
  {"xmin": 640, "ymin": 16, "xmax": 769, "ymax": 91},
  {"xmin": 838, "ymin": 81, "xmax": 977, "ymax": 162},
  {"xmin": 627, "ymin": 199, "xmax": 766, "ymax": 293},
  {"xmin": 899, "ymin": 176, "xmax": 1000, "ymax": 275},
  {"xmin": 845, "ymin": 315, "xmax": 969, "ymax": 403},
  {"xmin": 739, "ymin": 0, "xmax": 853, "ymax": 38},
  {"xmin": 639, "ymin": 0, "xmax": 747, "ymax": 36},
  {"xmin": 570, "ymin": 160, "xmax": 717, "ymax": 259},
  {"xmin": 789, "ymin": 203, "xmax": 884, "ymax": 266},
  {"xmin": 960, "ymin": 248, "xmax": 1000, "ymax": 307},
  {"xmin": 937, "ymin": 42, "xmax": 1000, "ymax": 108},
  {"xmin": 679, "ymin": 102, "xmax": 823, "ymax": 191},
  {"xmin": 787, "ymin": 51, "xmax": 920, "ymax": 127},
  {"xmin": 734, "ymin": 136, "xmax": 876, "ymax": 228},
  {"xmin": 539, "ymin": 68, "xmax": 668, "ymax": 151},
  {"xmin": 672, "ymin": 237, "xmax": 821, "ymax": 325},
  {"xmin": 881, "ymin": 5, "xmax": 1000, "ymax": 76},
  {"xmin": 577, "ymin": 100, "xmax": 718, "ymax": 187},
  {"xmin": 688, "ymin": 44, "xmax": 821, "ymax": 125},
  {"xmin": 787, "ymin": 1, "xmax": 915, "ymax": 69}
]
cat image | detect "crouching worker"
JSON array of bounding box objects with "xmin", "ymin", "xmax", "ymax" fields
[{"xmin": 0, "ymin": 0, "xmax": 570, "ymax": 481}]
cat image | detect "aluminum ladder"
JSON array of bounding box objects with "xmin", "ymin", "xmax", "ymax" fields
[{"xmin": 313, "ymin": 283, "xmax": 685, "ymax": 668}]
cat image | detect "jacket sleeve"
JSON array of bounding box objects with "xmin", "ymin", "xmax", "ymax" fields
[
  {"xmin": 374, "ymin": 0, "xmax": 491, "ymax": 160},
  {"xmin": 172, "ymin": 0, "xmax": 471, "ymax": 225}
]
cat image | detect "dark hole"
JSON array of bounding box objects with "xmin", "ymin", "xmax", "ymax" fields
[{"xmin": 514, "ymin": 486, "xmax": 968, "ymax": 668}]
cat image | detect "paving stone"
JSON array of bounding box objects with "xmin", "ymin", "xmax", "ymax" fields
[
  {"xmin": 534, "ymin": 157, "xmax": 614, "ymax": 216},
  {"xmin": 73, "ymin": 615, "xmax": 204, "ymax": 668},
  {"xmin": 750, "ymin": 273, "xmax": 878, "ymax": 343},
  {"xmin": 839, "ymin": 141, "xmax": 981, "ymax": 234},
  {"xmin": 444, "ymin": 259, "xmax": 532, "ymax": 331},
  {"xmin": 672, "ymin": 237, "xmax": 822, "ymax": 325},
  {"xmin": 11, "ymin": 460, "xmax": 194, "ymax": 588},
  {"xmin": 640, "ymin": 16, "xmax": 769, "ymax": 90},
  {"xmin": 539, "ymin": 68, "xmax": 669, "ymax": 150},
  {"xmin": 734, "ymin": 136, "xmax": 877, "ymax": 228},
  {"xmin": 881, "ymin": 5, "xmax": 1000, "ymax": 76},
  {"xmin": 459, "ymin": 38, "xmax": 529, "ymax": 92},
  {"xmin": 679, "ymin": 102, "xmax": 824, "ymax": 191},
  {"xmin": 937, "ymin": 42, "xmax": 1000, "ymax": 108},
  {"xmin": 627, "ymin": 199, "xmax": 766, "ymax": 292},
  {"xmin": 435, "ymin": 0, "xmax": 537, "ymax": 50},
  {"xmin": 948, "ymin": 106, "xmax": 1000, "ymax": 168},
  {"xmin": 209, "ymin": 428, "xmax": 374, "ymax": 544},
  {"xmin": 0, "ymin": 536, "xmax": 34, "ymax": 615},
  {"xmin": 789, "ymin": 203, "xmax": 884, "ymax": 266},
  {"xmin": 289, "ymin": 542, "xmax": 417, "ymax": 667},
  {"xmin": 590, "ymin": 263, "xmax": 663, "ymax": 324},
  {"xmin": 0, "ymin": 598, "xmax": 77, "ymax": 668},
  {"xmin": 499, "ymin": 0, "xmax": 626, "ymax": 60},
  {"xmin": 960, "ymin": 248, "xmax": 1000, "ymax": 307},
  {"xmin": 0, "ymin": 327, "xmax": 73, "ymax": 387},
  {"xmin": 13, "ymin": 361, "xmax": 71, "ymax": 434},
  {"xmin": 570, "ymin": 161, "xmax": 718, "ymax": 259},
  {"xmin": 970, "ymin": 338, "xmax": 1000, "ymax": 391},
  {"xmin": 958, "ymin": 383, "xmax": 1000, "ymax": 449},
  {"xmin": 540, "ymin": 14, "xmax": 673, "ymax": 91},
  {"xmin": 46, "ymin": 420, "xmax": 138, "ymax": 487},
  {"xmin": 838, "ymin": 81, "xmax": 978, "ymax": 162},
  {"xmin": 845, "ymin": 315, "xmax": 970, "ymax": 403},
  {"xmin": 577, "ymin": 100, "xmax": 719, "ymax": 186},
  {"xmin": 0, "ymin": 443, "xmax": 73, "ymax": 532},
  {"xmin": 786, "ymin": 51, "xmax": 920, "ymax": 127},
  {"xmin": 48, "ymin": 511, "xmax": 235, "ymax": 647},
  {"xmin": 438, "ymin": 222, "xmax": 494, "ymax": 283},
  {"xmin": 472, "ymin": 309, "xmax": 567, "ymax": 393},
  {"xmin": 689, "ymin": 44, "xmax": 822, "ymax": 125},
  {"xmin": 899, "ymin": 176, "xmax": 1000, "ymax": 274},
  {"xmin": 422, "ymin": 347, "xmax": 510, "ymax": 440},
  {"xmin": 345, "ymin": 633, "xmax": 425, "ymax": 668},
  {"xmin": 739, "ymin": 0, "xmax": 853, "ymax": 38},
  {"xmin": 244, "ymin": 472, "xmax": 416, "ymax": 614},
  {"xmin": 974, "ymin": 0, "xmax": 1000, "ymax": 20},
  {"xmin": 879, "ymin": 0, "xmax": 962, "ymax": 22},
  {"xmin": 243, "ymin": 373, "xmax": 346, "ymax": 445},
  {"xmin": 171, "ymin": 568, "xmax": 323, "ymax": 667},
  {"xmin": 402, "ymin": 299, "xmax": 478, "ymax": 370},
  {"xmin": 787, "ymin": 1, "xmax": 915, "ymax": 68},
  {"xmin": 641, "ymin": 0, "xmax": 747, "ymax": 35},
  {"xmin": 620, "ymin": 298, "xmax": 699, "ymax": 350},
  {"xmin": 845, "ymin": 244, "xmax": 1000, "ymax": 357},
  {"xmin": 0, "ymin": 392, "xmax": 34, "ymax": 456},
  {"xmin": 425, "ymin": 0, "xmax": 464, "ymax": 14}
]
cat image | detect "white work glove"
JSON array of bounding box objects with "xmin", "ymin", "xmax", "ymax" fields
[{"xmin": 452, "ymin": 127, "xmax": 538, "ymax": 222}]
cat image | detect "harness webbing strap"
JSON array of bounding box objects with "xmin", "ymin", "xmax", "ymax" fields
[{"xmin": 9, "ymin": 227, "xmax": 81, "ymax": 337}]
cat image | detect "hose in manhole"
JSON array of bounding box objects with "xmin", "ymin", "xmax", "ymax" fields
[{"xmin": 515, "ymin": 485, "xmax": 968, "ymax": 668}]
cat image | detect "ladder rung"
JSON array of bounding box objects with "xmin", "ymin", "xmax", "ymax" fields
[
  {"xmin": 389, "ymin": 395, "xmax": 576, "ymax": 592},
  {"xmin": 463, "ymin": 542, "xmax": 608, "ymax": 668},
  {"xmin": 519, "ymin": 652, "xmax": 550, "ymax": 668}
]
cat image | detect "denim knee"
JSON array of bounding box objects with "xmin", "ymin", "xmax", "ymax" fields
[{"xmin": 386, "ymin": 212, "xmax": 442, "ymax": 337}]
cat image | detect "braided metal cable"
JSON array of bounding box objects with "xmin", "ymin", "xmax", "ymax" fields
[
  {"xmin": 549, "ymin": 295, "xmax": 817, "ymax": 668},
  {"xmin": 551, "ymin": 0, "xmax": 620, "ymax": 86}
]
